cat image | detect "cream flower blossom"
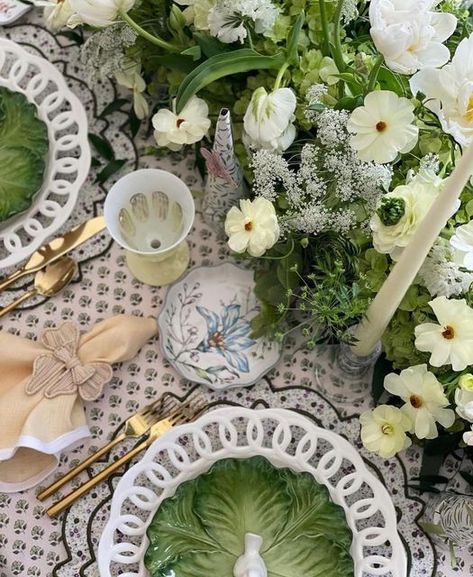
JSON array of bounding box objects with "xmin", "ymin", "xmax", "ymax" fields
[
  {"xmin": 410, "ymin": 33, "xmax": 473, "ymax": 147},
  {"xmin": 454, "ymin": 373, "xmax": 473, "ymax": 422},
  {"xmin": 369, "ymin": 0, "xmax": 457, "ymax": 75},
  {"xmin": 464, "ymin": 425, "xmax": 473, "ymax": 446},
  {"xmin": 415, "ymin": 296, "xmax": 473, "ymax": 371},
  {"xmin": 35, "ymin": 0, "xmax": 75, "ymax": 30},
  {"xmin": 347, "ymin": 91, "xmax": 418, "ymax": 164},
  {"xmin": 360, "ymin": 405, "xmax": 412, "ymax": 458},
  {"xmin": 450, "ymin": 220, "xmax": 473, "ymax": 270},
  {"xmin": 225, "ymin": 197, "xmax": 279, "ymax": 257},
  {"xmin": 114, "ymin": 60, "xmax": 148, "ymax": 119},
  {"xmin": 69, "ymin": 0, "xmax": 135, "ymax": 27},
  {"xmin": 243, "ymin": 87, "xmax": 297, "ymax": 152},
  {"xmin": 152, "ymin": 96, "xmax": 211, "ymax": 151},
  {"xmin": 384, "ymin": 364, "xmax": 455, "ymax": 439},
  {"xmin": 371, "ymin": 169, "xmax": 446, "ymax": 259}
]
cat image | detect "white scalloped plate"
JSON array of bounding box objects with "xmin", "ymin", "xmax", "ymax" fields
[
  {"xmin": 0, "ymin": 38, "xmax": 90, "ymax": 268},
  {"xmin": 98, "ymin": 407, "xmax": 407, "ymax": 577}
]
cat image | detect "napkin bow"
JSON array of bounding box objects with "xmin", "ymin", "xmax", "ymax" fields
[{"xmin": 24, "ymin": 322, "xmax": 113, "ymax": 401}]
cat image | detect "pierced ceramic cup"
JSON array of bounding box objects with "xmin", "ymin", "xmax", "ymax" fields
[{"xmin": 104, "ymin": 169, "xmax": 195, "ymax": 286}]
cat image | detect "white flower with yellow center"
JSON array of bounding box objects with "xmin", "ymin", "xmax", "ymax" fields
[
  {"xmin": 371, "ymin": 169, "xmax": 446, "ymax": 259},
  {"xmin": 360, "ymin": 405, "xmax": 412, "ymax": 458},
  {"xmin": 384, "ymin": 364, "xmax": 455, "ymax": 440},
  {"xmin": 450, "ymin": 220, "xmax": 473, "ymax": 270},
  {"xmin": 243, "ymin": 87, "xmax": 297, "ymax": 152},
  {"xmin": 69, "ymin": 0, "xmax": 136, "ymax": 27},
  {"xmin": 369, "ymin": 0, "xmax": 457, "ymax": 75},
  {"xmin": 225, "ymin": 197, "xmax": 279, "ymax": 257},
  {"xmin": 152, "ymin": 96, "xmax": 211, "ymax": 151},
  {"xmin": 455, "ymin": 373, "xmax": 473, "ymax": 423},
  {"xmin": 347, "ymin": 91, "xmax": 418, "ymax": 164},
  {"xmin": 410, "ymin": 33, "xmax": 473, "ymax": 147},
  {"xmin": 415, "ymin": 296, "xmax": 473, "ymax": 371}
]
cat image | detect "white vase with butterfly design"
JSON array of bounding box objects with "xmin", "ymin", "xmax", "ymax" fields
[{"xmin": 202, "ymin": 107, "xmax": 247, "ymax": 237}]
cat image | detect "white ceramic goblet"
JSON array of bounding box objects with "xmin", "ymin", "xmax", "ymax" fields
[{"xmin": 104, "ymin": 169, "xmax": 195, "ymax": 286}]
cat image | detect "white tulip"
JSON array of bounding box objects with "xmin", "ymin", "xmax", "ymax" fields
[
  {"xmin": 243, "ymin": 87, "xmax": 297, "ymax": 152},
  {"xmin": 225, "ymin": 197, "xmax": 279, "ymax": 257},
  {"xmin": 69, "ymin": 0, "xmax": 136, "ymax": 27},
  {"xmin": 410, "ymin": 33, "xmax": 473, "ymax": 146},
  {"xmin": 34, "ymin": 0, "xmax": 75, "ymax": 30},
  {"xmin": 347, "ymin": 90, "xmax": 418, "ymax": 164},
  {"xmin": 369, "ymin": 0, "xmax": 457, "ymax": 75},
  {"xmin": 415, "ymin": 296, "xmax": 473, "ymax": 371},
  {"xmin": 450, "ymin": 219, "xmax": 473, "ymax": 269},
  {"xmin": 152, "ymin": 96, "xmax": 211, "ymax": 151}
]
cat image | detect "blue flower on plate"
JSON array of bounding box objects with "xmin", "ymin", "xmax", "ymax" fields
[{"xmin": 196, "ymin": 303, "xmax": 256, "ymax": 373}]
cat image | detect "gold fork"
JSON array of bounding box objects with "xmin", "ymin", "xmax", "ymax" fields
[
  {"xmin": 46, "ymin": 396, "xmax": 207, "ymax": 517},
  {"xmin": 37, "ymin": 393, "xmax": 177, "ymax": 501}
]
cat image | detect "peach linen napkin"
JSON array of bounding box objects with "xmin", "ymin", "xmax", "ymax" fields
[{"xmin": 0, "ymin": 315, "xmax": 158, "ymax": 492}]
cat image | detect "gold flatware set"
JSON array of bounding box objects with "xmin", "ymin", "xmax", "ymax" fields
[
  {"xmin": 0, "ymin": 215, "xmax": 106, "ymax": 316},
  {"xmin": 39, "ymin": 392, "xmax": 206, "ymax": 517}
]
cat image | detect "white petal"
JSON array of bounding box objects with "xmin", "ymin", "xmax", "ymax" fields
[{"xmin": 228, "ymin": 231, "xmax": 250, "ymax": 253}]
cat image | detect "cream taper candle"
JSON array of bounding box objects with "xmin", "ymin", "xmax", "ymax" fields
[{"xmin": 353, "ymin": 144, "xmax": 473, "ymax": 357}]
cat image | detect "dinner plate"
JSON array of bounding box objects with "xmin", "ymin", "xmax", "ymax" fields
[
  {"xmin": 98, "ymin": 407, "xmax": 407, "ymax": 577},
  {"xmin": 158, "ymin": 263, "xmax": 283, "ymax": 390},
  {"xmin": 0, "ymin": 38, "xmax": 90, "ymax": 268}
]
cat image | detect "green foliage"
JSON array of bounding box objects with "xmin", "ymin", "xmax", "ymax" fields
[
  {"xmin": 145, "ymin": 457, "xmax": 354, "ymax": 577},
  {"xmin": 376, "ymin": 197, "xmax": 406, "ymax": 226}
]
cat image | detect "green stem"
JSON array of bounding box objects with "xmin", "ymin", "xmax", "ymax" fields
[
  {"xmin": 260, "ymin": 238, "xmax": 295, "ymax": 260},
  {"xmin": 331, "ymin": 0, "xmax": 346, "ymax": 73},
  {"xmin": 274, "ymin": 62, "xmax": 290, "ymax": 90},
  {"xmin": 367, "ymin": 54, "xmax": 383, "ymax": 93},
  {"xmin": 318, "ymin": 0, "xmax": 330, "ymax": 56},
  {"xmin": 121, "ymin": 11, "xmax": 180, "ymax": 53}
]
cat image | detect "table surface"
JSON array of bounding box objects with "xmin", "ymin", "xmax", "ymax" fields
[{"xmin": 1, "ymin": 14, "xmax": 473, "ymax": 577}]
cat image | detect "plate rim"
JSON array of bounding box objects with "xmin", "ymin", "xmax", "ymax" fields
[{"xmin": 157, "ymin": 262, "xmax": 283, "ymax": 390}]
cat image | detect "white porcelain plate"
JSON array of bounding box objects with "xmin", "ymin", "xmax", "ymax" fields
[
  {"xmin": 98, "ymin": 407, "xmax": 407, "ymax": 577},
  {"xmin": 158, "ymin": 263, "xmax": 283, "ymax": 390},
  {"xmin": 0, "ymin": 38, "xmax": 90, "ymax": 268}
]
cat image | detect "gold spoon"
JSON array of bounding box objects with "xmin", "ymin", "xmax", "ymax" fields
[{"xmin": 0, "ymin": 256, "xmax": 77, "ymax": 319}]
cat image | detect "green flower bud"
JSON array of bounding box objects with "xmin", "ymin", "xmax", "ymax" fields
[{"xmin": 377, "ymin": 197, "xmax": 406, "ymax": 226}]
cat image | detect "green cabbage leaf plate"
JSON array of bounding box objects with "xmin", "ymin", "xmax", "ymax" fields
[
  {"xmin": 145, "ymin": 456, "xmax": 354, "ymax": 577},
  {"xmin": 0, "ymin": 87, "xmax": 49, "ymax": 222}
]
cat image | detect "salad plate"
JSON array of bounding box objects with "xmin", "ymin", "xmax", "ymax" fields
[
  {"xmin": 158, "ymin": 263, "xmax": 283, "ymax": 390},
  {"xmin": 98, "ymin": 407, "xmax": 407, "ymax": 577},
  {"xmin": 0, "ymin": 38, "xmax": 90, "ymax": 268}
]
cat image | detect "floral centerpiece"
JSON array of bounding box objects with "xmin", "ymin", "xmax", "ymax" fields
[{"xmin": 37, "ymin": 0, "xmax": 473, "ymax": 474}]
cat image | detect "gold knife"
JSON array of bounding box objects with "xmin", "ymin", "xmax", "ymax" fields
[{"xmin": 0, "ymin": 216, "xmax": 106, "ymax": 293}]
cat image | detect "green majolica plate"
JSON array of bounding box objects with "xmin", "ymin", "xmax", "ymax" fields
[
  {"xmin": 145, "ymin": 456, "xmax": 354, "ymax": 577},
  {"xmin": 0, "ymin": 86, "xmax": 48, "ymax": 222}
]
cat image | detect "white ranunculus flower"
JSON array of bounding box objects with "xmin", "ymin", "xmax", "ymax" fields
[
  {"xmin": 384, "ymin": 364, "xmax": 455, "ymax": 440},
  {"xmin": 415, "ymin": 296, "xmax": 473, "ymax": 371},
  {"xmin": 454, "ymin": 373, "xmax": 473, "ymax": 422},
  {"xmin": 243, "ymin": 87, "xmax": 297, "ymax": 152},
  {"xmin": 410, "ymin": 33, "xmax": 473, "ymax": 146},
  {"xmin": 464, "ymin": 425, "xmax": 473, "ymax": 445},
  {"xmin": 34, "ymin": 0, "xmax": 75, "ymax": 30},
  {"xmin": 69, "ymin": 0, "xmax": 135, "ymax": 27},
  {"xmin": 370, "ymin": 169, "xmax": 446, "ymax": 259},
  {"xmin": 115, "ymin": 61, "xmax": 148, "ymax": 120},
  {"xmin": 360, "ymin": 405, "xmax": 412, "ymax": 458},
  {"xmin": 152, "ymin": 96, "xmax": 211, "ymax": 151},
  {"xmin": 225, "ymin": 197, "xmax": 279, "ymax": 257},
  {"xmin": 369, "ymin": 0, "xmax": 457, "ymax": 75},
  {"xmin": 450, "ymin": 220, "xmax": 473, "ymax": 270},
  {"xmin": 347, "ymin": 90, "xmax": 418, "ymax": 164}
]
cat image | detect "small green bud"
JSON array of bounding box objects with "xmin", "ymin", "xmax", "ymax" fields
[
  {"xmin": 377, "ymin": 197, "xmax": 406, "ymax": 226},
  {"xmin": 169, "ymin": 5, "xmax": 186, "ymax": 32}
]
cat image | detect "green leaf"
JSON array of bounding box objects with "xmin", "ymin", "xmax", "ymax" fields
[
  {"xmin": 181, "ymin": 45, "xmax": 201, "ymax": 61},
  {"xmin": 88, "ymin": 133, "xmax": 115, "ymax": 161},
  {"xmin": 96, "ymin": 159, "xmax": 126, "ymax": 184},
  {"xmin": 56, "ymin": 29, "xmax": 84, "ymax": 45},
  {"xmin": 99, "ymin": 98, "xmax": 129, "ymax": 118},
  {"xmin": 254, "ymin": 269, "xmax": 286, "ymax": 307},
  {"xmin": 175, "ymin": 49, "xmax": 286, "ymax": 113},
  {"xmin": 194, "ymin": 32, "xmax": 231, "ymax": 58},
  {"xmin": 149, "ymin": 54, "xmax": 196, "ymax": 74},
  {"xmin": 371, "ymin": 354, "xmax": 393, "ymax": 404},
  {"xmin": 286, "ymin": 12, "xmax": 304, "ymax": 65}
]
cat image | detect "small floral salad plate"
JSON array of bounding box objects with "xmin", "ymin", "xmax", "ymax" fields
[{"xmin": 158, "ymin": 263, "xmax": 283, "ymax": 390}]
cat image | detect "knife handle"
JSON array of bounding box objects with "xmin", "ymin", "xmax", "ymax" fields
[
  {"xmin": 0, "ymin": 289, "xmax": 37, "ymax": 319},
  {"xmin": 0, "ymin": 269, "xmax": 28, "ymax": 293}
]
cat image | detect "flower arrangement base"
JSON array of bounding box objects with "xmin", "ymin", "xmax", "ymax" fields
[
  {"xmin": 313, "ymin": 340, "xmax": 382, "ymax": 404},
  {"xmin": 422, "ymin": 493, "xmax": 473, "ymax": 550},
  {"xmin": 125, "ymin": 241, "xmax": 190, "ymax": 287}
]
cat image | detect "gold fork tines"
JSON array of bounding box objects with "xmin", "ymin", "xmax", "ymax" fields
[
  {"xmin": 46, "ymin": 394, "xmax": 207, "ymax": 517},
  {"xmin": 37, "ymin": 393, "xmax": 177, "ymax": 501}
]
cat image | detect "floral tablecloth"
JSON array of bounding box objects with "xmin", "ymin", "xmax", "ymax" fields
[{"xmin": 0, "ymin": 14, "xmax": 472, "ymax": 577}]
